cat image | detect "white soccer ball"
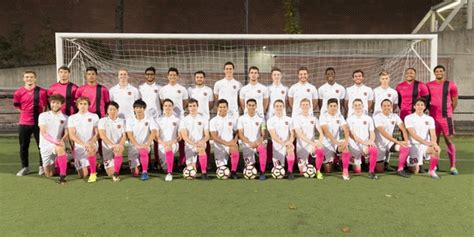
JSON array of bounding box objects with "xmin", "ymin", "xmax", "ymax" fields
[
  {"xmin": 302, "ymin": 164, "xmax": 316, "ymax": 178},
  {"xmin": 182, "ymin": 166, "xmax": 197, "ymax": 180},
  {"xmin": 243, "ymin": 165, "xmax": 258, "ymax": 180},
  {"xmin": 271, "ymin": 165, "xmax": 286, "ymax": 179},
  {"xmin": 216, "ymin": 166, "xmax": 230, "ymax": 180}
]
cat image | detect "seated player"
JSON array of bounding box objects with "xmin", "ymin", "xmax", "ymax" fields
[
  {"xmin": 38, "ymin": 94, "xmax": 68, "ymax": 184},
  {"xmin": 293, "ymin": 98, "xmax": 325, "ymax": 179},
  {"xmin": 210, "ymin": 99, "xmax": 240, "ymax": 179},
  {"xmin": 319, "ymin": 98, "xmax": 351, "ymax": 181},
  {"xmin": 267, "ymin": 99, "xmax": 296, "ymax": 180},
  {"xmin": 373, "ymin": 99, "xmax": 411, "ymax": 178},
  {"xmin": 179, "ymin": 98, "xmax": 210, "ymax": 180},
  {"xmin": 67, "ymin": 96, "xmax": 100, "ymax": 183},
  {"xmin": 156, "ymin": 99, "xmax": 181, "ymax": 182},
  {"xmin": 346, "ymin": 99, "xmax": 379, "ymax": 179},
  {"xmin": 98, "ymin": 101, "xmax": 126, "ymax": 182},
  {"xmin": 126, "ymin": 99, "xmax": 157, "ymax": 181},
  {"xmin": 404, "ymin": 98, "xmax": 441, "ymax": 179},
  {"xmin": 237, "ymin": 99, "xmax": 267, "ymax": 180}
]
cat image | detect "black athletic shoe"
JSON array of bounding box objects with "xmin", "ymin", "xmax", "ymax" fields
[
  {"xmin": 259, "ymin": 173, "xmax": 266, "ymax": 181},
  {"xmin": 384, "ymin": 162, "xmax": 396, "ymax": 172},
  {"xmin": 231, "ymin": 171, "xmax": 238, "ymax": 179},
  {"xmin": 418, "ymin": 165, "xmax": 426, "ymax": 173},
  {"xmin": 397, "ymin": 170, "xmax": 411, "ymax": 178},
  {"xmin": 368, "ymin": 172, "xmax": 379, "ymax": 180},
  {"xmin": 287, "ymin": 172, "xmax": 295, "ymax": 180},
  {"xmin": 202, "ymin": 173, "xmax": 209, "ymax": 180},
  {"xmin": 59, "ymin": 175, "xmax": 66, "ymax": 185}
]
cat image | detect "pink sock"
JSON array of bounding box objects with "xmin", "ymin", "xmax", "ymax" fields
[
  {"xmin": 199, "ymin": 154, "xmax": 207, "ymax": 174},
  {"xmin": 230, "ymin": 151, "xmax": 239, "ymax": 172},
  {"xmin": 398, "ymin": 147, "xmax": 410, "ymax": 171},
  {"xmin": 57, "ymin": 155, "xmax": 67, "ymax": 176},
  {"xmin": 114, "ymin": 155, "xmax": 123, "ymax": 174},
  {"xmin": 139, "ymin": 149, "xmax": 149, "ymax": 173},
  {"xmin": 429, "ymin": 156, "xmax": 439, "ymax": 173},
  {"xmin": 447, "ymin": 144, "xmax": 456, "ymax": 168},
  {"xmin": 257, "ymin": 144, "xmax": 267, "ymax": 173},
  {"xmin": 369, "ymin": 147, "xmax": 378, "ymax": 173},
  {"xmin": 286, "ymin": 155, "xmax": 295, "ymax": 173},
  {"xmin": 88, "ymin": 156, "xmax": 97, "ymax": 174},
  {"xmin": 315, "ymin": 148, "xmax": 324, "ymax": 172},
  {"xmin": 166, "ymin": 150, "xmax": 174, "ymax": 173},
  {"xmin": 341, "ymin": 151, "xmax": 350, "ymax": 173}
]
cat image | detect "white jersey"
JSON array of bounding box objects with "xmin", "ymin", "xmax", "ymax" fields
[
  {"xmin": 38, "ymin": 111, "xmax": 68, "ymax": 149},
  {"xmin": 155, "ymin": 114, "xmax": 180, "ymax": 142},
  {"xmin": 187, "ymin": 85, "xmax": 214, "ymax": 120},
  {"xmin": 239, "ymin": 82, "xmax": 269, "ymax": 116},
  {"xmin": 159, "ymin": 83, "xmax": 189, "ymax": 118},
  {"xmin": 404, "ymin": 113, "xmax": 435, "ymax": 144},
  {"xmin": 179, "ymin": 114, "xmax": 209, "ymax": 142},
  {"xmin": 373, "ymin": 112, "xmax": 403, "ymax": 147},
  {"xmin": 345, "ymin": 84, "xmax": 374, "ymax": 116},
  {"xmin": 126, "ymin": 116, "xmax": 157, "ymax": 144},
  {"xmin": 267, "ymin": 115, "xmax": 293, "ymax": 143},
  {"xmin": 288, "ymin": 82, "xmax": 318, "ymax": 117},
  {"xmin": 346, "ymin": 114, "xmax": 375, "ymax": 145},
  {"xmin": 373, "ymin": 86, "xmax": 398, "ymax": 115},
  {"xmin": 213, "ymin": 78, "xmax": 242, "ymax": 117},
  {"xmin": 210, "ymin": 114, "xmax": 237, "ymax": 142},
  {"xmin": 319, "ymin": 113, "xmax": 346, "ymax": 147},
  {"xmin": 98, "ymin": 116, "xmax": 126, "ymax": 150},
  {"xmin": 267, "ymin": 83, "xmax": 288, "ymax": 119},
  {"xmin": 109, "ymin": 84, "xmax": 140, "ymax": 120},
  {"xmin": 318, "ymin": 82, "xmax": 345, "ymax": 115},
  {"xmin": 67, "ymin": 112, "xmax": 99, "ymax": 146},
  {"xmin": 293, "ymin": 114, "xmax": 320, "ymax": 148},
  {"xmin": 237, "ymin": 113, "xmax": 265, "ymax": 142},
  {"xmin": 138, "ymin": 82, "xmax": 162, "ymax": 119}
]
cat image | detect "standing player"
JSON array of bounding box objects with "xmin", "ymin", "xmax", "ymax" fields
[
  {"xmin": 67, "ymin": 97, "xmax": 100, "ymax": 182},
  {"xmin": 404, "ymin": 98, "xmax": 441, "ymax": 179},
  {"xmin": 210, "ymin": 99, "xmax": 240, "ymax": 179},
  {"xmin": 75, "ymin": 66, "xmax": 110, "ymax": 118},
  {"xmin": 159, "ymin": 67, "xmax": 189, "ymax": 118},
  {"xmin": 38, "ymin": 94, "xmax": 68, "ymax": 184},
  {"xmin": 239, "ymin": 66, "xmax": 269, "ymax": 117},
  {"xmin": 237, "ymin": 99, "xmax": 267, "ymax": 180},
  {"xmin": 214, "ymin": 62, "xmax": 242, "ymax": 119},
  {"xmin": 293, "ymin": 99, "xmax": 325, "ymax": 179},
  {"xmin": 427, "ymin": 65, "xmax": 459, "ymax": 175},
  {"xmin": 109, "ymin": 69, "xmax": 140, "ymax": 120},
  {"xmin": 288, "ymin": 67, "xmax": 318, "ymax": 117},
  {"xmin": 344, "ymin": 70, "xmax": 374, "ymax": 117},
  {"xmin": 179, "ymin": 99, "xmax": 210, "ymax": 180},
  {"xmin": 14, "ymin": 70, "xmax": 48, "ymax": 176},
  {"xmin": 98, "ymin": 101, "xmax": 126, "ymax": 182},
  {"xmin": 266, "ymin": 67, "xmax": 288, "ymax": 119},
  {"xmin": 318, "ymin": 67, "xmax": 345, "ymax": 115},
  {"xmin": 48, "ymin": 66, "xmax": 78, "ymax": 116},
  {"xmin": 373, "ymin": 71, "xmax": 398, "ymax": 115},
  {"xmin": 188, "ymin": 71, "xmax": 214, "ymax": 120},
  {"xmin": 267, "ymin": 100, "xmax": 296, "ymax": 180},
  {"xmin": 395, "ymin": 67, "xmax": 429, "ymax": 121}
]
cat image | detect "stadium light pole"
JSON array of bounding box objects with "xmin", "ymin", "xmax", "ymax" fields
[{"xmin": 243, "ymin": 0, "xmax": 249, "ymax": 84}]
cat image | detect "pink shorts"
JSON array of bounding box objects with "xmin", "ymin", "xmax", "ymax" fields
[{"xmin": 435, "ymin": 117, "xmax": 455, "ymax": 136}]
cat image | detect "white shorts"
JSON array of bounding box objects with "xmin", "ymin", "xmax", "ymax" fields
[
  {"xmin": 271, "ymin": 141, "xmax": 287, "ymax": 167},
  {"xmin": 376, "ymin": 143, "xmax": 397, "ymax": 162},
  {"xmin": 408, "ymin": 144, "xmax": 430, "ymax": 167},
  {"xmin": 348, "ymin": 141, "xmax": 365, "ymax": 159},
  {"xmin": 213, "ymin": 143, "xmax": 230, "ymax": 168},
  {"xmin": 128, "ymin": 145, "xmax": 148, "ymax": 169},
  {"xmin": 73, "ymin": 143, "xmax": 98, "ymax": 170},
  {"xmin": 184, "ymin": 144, "xmax": 199, "ymax": 165},
  {"xmin": 296, "ymin": 143, "xmax": 313, "ymax": 165},
  {"xmin": 40, "ymin": 145, "xmax": 57, "ymax": 167},
  {"xmin": 240, "ymin": 142, "xmax": 257, "ymax": 166},
  {"xmin": 103, "ymin": 158, "xmax": 114, "ymax": 170},
  {"xmin": 158, "ymin": 143, "xmax": 179, "ymax": 170}
]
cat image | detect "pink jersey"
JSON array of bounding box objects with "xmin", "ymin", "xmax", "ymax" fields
[
  {"xmin": 48, "ymin": 82, "xmax": 79, "ymax": 116},
  {"xmin": 395, "ymin": 81, "xmax": 429, "ymax": 120},
  {"xmin": 427, "ymin": 80, "xmax": 458, "ymax": 118},
  {"xmin": 76, "ymin": 84, "xmax": 110, "ymax": 118},
  {"xmin": 13, "ymin": 86, "xmax": 48, "ymax": 125}
]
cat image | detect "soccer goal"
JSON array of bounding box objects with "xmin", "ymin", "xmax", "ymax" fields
[{"xmin": 55, "ymin": 33, "xmax": 437, "ymax": 88}]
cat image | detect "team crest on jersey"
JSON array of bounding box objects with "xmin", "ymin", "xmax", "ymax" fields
[
  {"xmin": 128, "ymin": 91, "xmax": 132, "ymax": 96},
  {"xmin": 172, "ymin": 122, "xmax": 177, "ymax": 126},
  {"xmin": 88, "ymin": 118, "xmax": 92, "ymax": 122},
  {"xmin": 363, "ymin": 120, "xmax": 367, "ymax": 125},
  {"xmin": 336, "ymin": 120, "xmax": 340, "ymax": 124},
  {"xmin": 391, "ymin": 121, "xmax": 395, "ymax": 125},
  {"xmin": 203, "ymin": 92, "xmax": 207, "ymax": 96},
  {"xmin": 257, "ymin": 89, "xmax": 261, "ymax": 93},
  {"xmin": 255, "ymin": 122, "xmax": 259, "ymax": 126},
  {"xmin": 335, "ymin": 89, "xmax": 339, "ymax": 93},
  {"xmin": 425, "ymin": 121, "xmax": 429, "ymax": 125},
  {"xmin": 233, "ymin": 85, "xmax": 237, "ymax": 89},
  {"xmin": 145, "ymin": 122, "xmax": 149, "ymax": 126},
  {"xmin": 281, "ymin": 90, "xmax": 285, "ymax": 94},
  {"xmin": 285, "ymin": 121, "xmax": 289, "ymax": 125},
  {"xmin": 198, "ymin": 121, "xmax": 202, "ymax": 126},
  {"xmin": 306, "ymin": 89, "xmax": 310, "ymax": 92},
  {"xmin": 154, "ymin": 89, "xmax": 158, "ymax": 93},
  {"xmin": 364, "ymin": 92, "xmax": 367, "ymax": 96},
  {"xmin": 117, "ymin": 124, "xmax": 122, "ymax": 129},
  {"xmin": 60, "ymin": 120, "xmax": 64, "ymax": 124},
  {"xmin": 388, "ymin": 94, "xmax": 391, "ymax": 97},
  {"xmin": 177, "ymin": 90, "xmax": 181, "ymax": 94},
  {"xmin": 228, "ymin": 122, "xmax": 233, "ymax": 126},
  {"xmin": 310, "ymin": 120, "xmax": 314, "ymax": 124}
]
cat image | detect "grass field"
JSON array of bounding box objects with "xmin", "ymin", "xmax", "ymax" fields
[{"xmin": 0, "ymin": 136, "xmax": 473, "ymax": 236}]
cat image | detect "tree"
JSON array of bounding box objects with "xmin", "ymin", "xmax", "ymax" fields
[{"xmin": 283, "ymin": 0, "xmax": 303, "ymax": 34}]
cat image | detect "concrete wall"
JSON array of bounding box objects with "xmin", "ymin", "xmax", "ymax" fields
[{"xmin": 0, "ymin": 65, "xmax": 56, "ymax": 89}]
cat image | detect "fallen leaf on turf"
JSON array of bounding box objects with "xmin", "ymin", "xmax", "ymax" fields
[
  {"xmin": 341, "ymin": 225, "xmax": 351, "ymax": 233},
  {"xmin": 385, "ymin": 194, "xmax": 392, "ymax": 198},
  {"xmin": 288, "ymin": 204, "xmax": 297, "ymax": 210}
]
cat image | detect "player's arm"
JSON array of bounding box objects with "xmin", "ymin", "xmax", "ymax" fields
[
  {"xmin": 145, "ymin": 129, "xmax": 157, "ymax": 148},
  {"xmin": 68, "ymin": 127, "xmax": 87, "ymax": 147},
  {"xmin": 288, "ymin": 97, "xmax": 294, "ymax": 109},
  {"xmin": 428, "ymin": 128, "xmax": 440, "ymax": 151},
  {"xmin": 368, "ymin": 130, "xmax": 376, "ymax": 146},
  {"xmin": 238, "ymin": 128, "xmax": 252, "ymax": 146},
  {"xmin": 321, "ymin": 125, "xmax": 337, "ymax": 145},
  {"xmin": 239, "ymin": 98, "xmax": 245, "ymax": 112},
  {"xmin": 368, "ymin": 100, "xmax": 374, "ymax": 114},
  {"xmin": 200, "ymin": 129, "xmax": 210, "ymax": 144},
  {"xmin": 340, "ymin": 124, "xmax": 350, "ymax": 147},
  {"xmin": 256, "ymin": 123, "xmax": 266, "ymax": 145},
  {"xmin": 285, "ymin": 129, "xmax": 295, "ymax": 146},
  {"xmin": 406, "ymin": 127, "xmax": 430, "ymax": 146},
  {"xmin": 39, "ymin": 124, "xmax": 61, "ymax": 145},
  {"xmin": 210, "ymin": 131, "xmax": 229, "ymax": 146},
  {"xmin": 348, "ymin": 129, "xmax": 366, "ymax": 145},
  {"xmin": 180, "ymin": 128, "xmax": 195, "ymax": 146},
  {"xmin": 294, "ymin": 127, "xmax": 316, "ymax": 146},
  {"xmin": 268, "ymin": 129, "xmax": 284, "ymax": 145},
  {"xmin": 376, "ymin": 126, "xmax": 399, "ymax": 144},
  {"xmin": 98, "ymin": 128, "xmax": 115, "ymax": 147},
  {"xmin": 343, "ymin": 100, "xmax": 349, "ymax": 117},
  {"xmin": 127, "ymin": 131, "xmax": 141, "ymax": 147},
  {"xmin": 263, "ymin": 97, "xmax": 269, "ymax": 112},
  {"xmin": 452, "ymin": 96, "xmax": 458, "ymax": 111}
]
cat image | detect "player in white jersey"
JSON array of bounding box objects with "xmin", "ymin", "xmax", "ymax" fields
[
  {"xmin": 239, "ymin": 66, "xmax": 269, "ymax": 117},
  {"xmin": 319, "ymin": 98, "xmax": 351, "ymax": 180},
  {"xmin": 126, "ymin": 99, "xmax": 157, "ymax": 181},
  {"xmin": 318, "ymin": 67, "xmax": 345, "ymax": 115},
  {"xmin": 210, "ymin": 99, "xmax": 240, "ymax": 179},
  {"xmin": 346, "ymin": 99, "xmax": 379, "ymax": 179},
  {"xmin": 187, "ymin": 71, "xmax": 214, "ymax": 120},
  {"xmin": 344, "ymin": 70, "xmax": 374, "ymax": 117},
  {"xmin": 109, "ymin": 69, "xmax": 140, "ymax": 120},
  {"xmin": 155, "ymin": 99, "xmax": 181, "ymax": 182},
  {"xmin": 266, "ymin": 67, "xmax": 288, "ymax": 119},
  {"xmin": 267, "ymin": 99, "xmax": 296, "ymax": 180},
  {"xmin": 67, "ymin": 96, "xmax": 99, "ymax": 183},
  {"xmin": 98, "ymin": 101, "xmax": 126, "ymax": 182},
  {"xmin": 38, "ymin": 94, "xmax": 68, "ymax": 184},
  {"xmin": 373, "ymin": 99, "xmax": 411, "ymax": 178},
  {"xmin": 159, "ymin": 67, "xmax": 189, "ymax": 118},
  {"xmin": 373, "ymin": 71, "xmax": 398, "ymax": 115},
  {"xmin": 237, "ymin": 99, "xmax": 267, "ymax": 180},
  {"xmin": 293, "ymin": 98, "xmax": 325, "ymax": 179},
  {"xmin": 404, "ymin": 98, "xmax": 441, "ymax": 179},
  {"xmin": 213, "ymin": 62, "xmax": 242, "ymax": 119},
  {"xmin": 179, "ymin": 98, "xmax": 210, "ymax": 180},
  {"xmin": 288, "ymin": 66, "xmax": 318, "ymax": 117}
]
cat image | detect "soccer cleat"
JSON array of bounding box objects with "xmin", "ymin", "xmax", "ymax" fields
[
  {"xmin": 140, "ymin": 172, "xmax": 149, "ymax": 181},
  {"xmin": 38, "ymin": 166, "xmax": 45, "ymax": 176},
  {"xmin": 418, "ymin": 165, "xmax": 426, "ymax": 173},
  {"xmin": 231, "ymin": 171, "xmax": 238, "ymax": 180},
  {"xmin": 259, "ymin": 173, "xmax": 266, "ymax": 181},
  {"xmin": 450, "ymin": 167, "xmax": 458, "ymax": 175},
  {"xmin": 87, "ymin": 173, "xmax": 97, "ymax": 183},
  {"xmin": 112, "ymin": 175, "xmax": 121, "ymax": 182},
  {"xmin": 397, "ymin": 170, "xmax": 411, "ymax": 178},
  {"xmin": 384, "ymin": 162, "xmax": 396, "ymax": 172},
  {"xmin": 342, "ymin": 171, "xmax": 350, "ymax": 181},
  {"xmin": 165, "ymin": 173, "xmax": 173, "ymax": 182},
  {"xmin": 368, "ymin": 172, "xmax": 379, "ymax": 180},
  {"xmin": 201, "ymin": 173, "xmax": 209, "ymax": 180},
  {"xmin": 316, "ymin": 171, "xmax": 324, "ymax": 180},
  {"xmin": 16, "ymin": 167, "xmax": 30, "ymax": 176},
  {"xmin": 58, "ymin": 175, "xmax": 66, "ymax": 185},
  {"xmin": 430, "ymin": 171, "xmax": 440, "ymax": 180},
  {"xmin": 287, "ymin": 172, "xmax": 295, "ymax": 180}
]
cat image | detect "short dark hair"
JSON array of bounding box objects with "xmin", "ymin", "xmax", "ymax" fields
[
  {"xmin": 327, "ymin": 98, "xmax": 338, "ymax": 105},
  {"xmin": 352, "ymin": 98, "xmax": 363, "ymax": 104},
  {"xmin": 106, "ymin": 101, "xmax": 119, "ymax": 110},
  {"xmin": 248, "ymin": 66, "xmax": 259, "ymax": 73},
  {"xmin": 58, "ymin": 66, "xmax": 70, "ymax": 73},
  {"xmin": 217, "ymin": 99, "xmax": 228, "ymax": 107},
  {"xmin": 297, "ymin": 66, "xmax": 308, "ymax": 74},
  {"xmin": 224, "ymin": 62, "xmax": 235, "ymax": 69},
  {"xmin": 325, "ymin": 67, "xmax": 335, "ymax": 74},
  {"xmin": 145, "ymin": 67, "xmax": 156, "ymax": 74},
  {"xmin": 23, "ymin": 70, "xmax": 37, "ymax": 77},
  {"xmin": 381, "ymin": 98, "xmax": 392, "ymax": 106},
  {"xmin": 433, "ymin": 65, "xmax": 446, "ymax": 72},
  {"xmin": 414, "ymin": 97, "xmax": 427, "ymax": 107},
  {"xmin": 188, "ymin": 98, "xmax": 199, "ymax": 106},
  {"xmin": 194, "ymin": 70, "xmax": 206, "ymax": 77},
  {"xmin": 406, "ymin": 67, "xmax": 416, "ymax": 73},
  {"xmin": 162, "ymin": 98, "xmax": 174, "ymax": 106},
  {"xmin": 273, "ymin": 99, "xmax": 284, "ymax": 106},
  {"xmin": 86, "ymin": 66, "xmax": 98, "ymax": 74},
  {"xmin": 168, "ymin": 67, "xmax": 179, "ymax": 75},
  {"xmin": 271, "ymin": 67, "xmax": 281, "ymax": 73},
  {"xmin": 246, "ymin": 98, "xmax": 257, "ymax": 105},
  {"xmin": 48, "ymin": 94, "xmax": 65, "ymax": 104},
  {"xmin": 352, "ymin": 69, "xmax": 364, "ymax": 77},
  {"xmin": 133, "ymin": 99, "xmax": 147, "ymax": 109}
]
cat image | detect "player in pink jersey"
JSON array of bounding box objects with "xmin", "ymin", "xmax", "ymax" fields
[
  {"xmin": 75, "ymin": 66, "xmax": 110, "ymax": 118},
  {"xmin": 14, "ymin": 70, "xmax": 48, "ymax": 176},
  {"xmin": 427, "ymin": 65, "xmax": 459, "ymax": 175},
  {"xmin": 395, "ymin": 67, "xmax": 429, "ymax": 121},
  {"xmin": 48, "ymin": 66, "xmax": 78, "ymax": 116}
]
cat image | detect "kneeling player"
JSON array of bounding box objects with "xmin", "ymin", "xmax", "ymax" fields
[
  {"xmin": 405, "ymin": 98, "xmax": 441, "ymax": 179},
  {"xmin": 98, "ymin": 101, "xmax": 126, "ymax": 182},
  {"xmin": 373, "ymin": 99, "xmax": 411, "ymax": 177},
  {"xmin": 210, "ymin": 99, "xmax": 240, "ymax": 179},
  {"xmin": 319, "ymin": 98, "xmax": 351, "ymax": 180},
  {"xmin": 67, "ymin": 97, "xmax": 99, "ymax": 183},
  {"xmin": 38, "ymin": 94, "xmax": 68, "ymax": 184},
  {"xmin": 267, "ymin": 100, "xmax": 296, "ymax": 180}
]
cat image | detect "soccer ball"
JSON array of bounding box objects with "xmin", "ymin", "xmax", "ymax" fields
[
  {"xmin": 302, "ymin": 164, "xmax": 316, "ymax": 178},
  {"xmin": 182, "ymin": 166, "xmax": 197, "ymax": 180},
  {"xmin": 216, "ymin": 166, "xmax": 230, "ymax": 180},
  {"xmin": 271, "ymin": 165, "xmax": 286, "ymax": 179},
  {"xmin": 243, "ymin": 165, "xmax": 258, "ymax": 180}
]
